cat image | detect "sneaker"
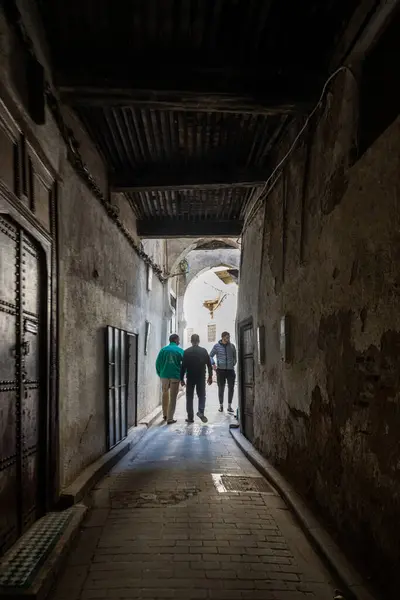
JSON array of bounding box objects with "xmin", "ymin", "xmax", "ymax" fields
[
  {"xmin": 167, "ymin": 419, "xmax": 177, "ymax": 424},
  {"xmin": 197, "ymin": 411, "xmax": 208, "ymax": 423},
  {"xmin": 218, "ymin": 405, "xmax": 223, "ymax": 412},
  {"xmin": 163, "ymin": 415, "xmax": 167, "ymax": 421},
  {"xmin": 185, "ymin": 418, "xmax": 194, "ymax": 423},
  {"xmin": 227, "ymin": 405, "xmax": 234, "ymax": 413}
]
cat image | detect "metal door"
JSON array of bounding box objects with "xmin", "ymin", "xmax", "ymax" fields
[
  {"xmin": 239, "ymin": 320, "xmax": 255, "ymax": 442},
  {"xmin": 106, "ymin": 326, "xmax": 128, "ymax": 449},
  {"xmin": 127, "ymin": 333, "xmax": 138, "ymax": 429},
  {"xmin": 0, "ymin": 215, "xmax": 44, "ymax": 555}
]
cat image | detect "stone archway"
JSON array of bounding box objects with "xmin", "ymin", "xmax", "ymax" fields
[
  {"xmin": 167, "ymin": 237, "xmax": 240, "ymax": 279},
  {"xmin": 164, "ymin": 238, "xmax": 240, "ymax": 342},
  {"xmin": 182, "ymin": 264, "xmax": 239, "ymax": 353},
  {"xmin": 185, "ymin": 256, "xmax": 240, "ymax": 288},
  {"xmin": 170, "ymin": 241, "xmax": 240, "ymax": 343}
]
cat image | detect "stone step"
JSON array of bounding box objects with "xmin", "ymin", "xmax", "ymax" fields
[{"xmin": 0, "ymin": 505, "xmax": 87, "ymax": 600}]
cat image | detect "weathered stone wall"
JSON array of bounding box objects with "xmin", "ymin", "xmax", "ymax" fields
[
  {"xmin": 185, "ymin": 248, "xmax": 240, "ymax": 287},
  {"xmin": 0, "ymin": 3, "xmax": 166, "ymax": 490},
  {"xmin": 58, "ymin": 156, "xmax": 165, "ymax": 488},
  {"xmin": 238, "ymin": 68, "xmax": 400, "ymax": 594}
]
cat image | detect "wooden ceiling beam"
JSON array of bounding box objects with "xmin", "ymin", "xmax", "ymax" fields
[
  {"xmin": 346, "ymin": 0, "xmax": 400, "ymax": 62},
  {"xmin": 137, "ymin": 219, "xmax": 243, "ymax": 238},
  {"xmin": 331, "ymin": 0, "xmax": 400, "ymax": 67},
  {"xmin": 60, "ymin": 86, "xmax": 306, "ymax": 115},
  {"xmin": 58, "ymin": 66, "xmax": 319, "ymax": 115},
  {"xmin": 111, "ymin": 167, "xmax": 268, "ymax": 193}
]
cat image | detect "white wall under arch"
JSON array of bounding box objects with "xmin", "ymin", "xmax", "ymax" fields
[
  {"xmin": 183, "ymin": 267, "xmax": 238, "ymax": 353},
  {"xmin": 170, "ymin": 242, "xmax": 240, "ymax": 345}
]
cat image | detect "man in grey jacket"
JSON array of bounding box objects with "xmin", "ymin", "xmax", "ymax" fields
[{"xmin": 210, "ymin": 331, "xmax": 237, "ymax": 413}]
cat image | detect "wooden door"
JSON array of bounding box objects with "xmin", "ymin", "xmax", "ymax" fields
[
  {"xmin": 239, "ymin": 319, "xmax": 255, "ymax": 443},
  {"xmin": 0, "ymin": 215, "xmax": 45, "ymax": 555}
]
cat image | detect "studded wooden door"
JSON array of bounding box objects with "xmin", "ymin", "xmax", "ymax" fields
[
  {"xmin": 0, "ymin": 215, "xmax": 45, "ymax": 555},
  {"xmin": 239, "ymin": 319, "xmax": 255, "ymax": 443}
]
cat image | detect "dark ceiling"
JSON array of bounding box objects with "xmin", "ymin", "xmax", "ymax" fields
[{"xmin": 36, "ymin": 0, "xmax": 360, "ymax": 237}]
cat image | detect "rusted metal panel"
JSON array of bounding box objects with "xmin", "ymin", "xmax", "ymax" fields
[{"xmin": 214, "ymin": 475, "xmax": 275, "ymax": 494}]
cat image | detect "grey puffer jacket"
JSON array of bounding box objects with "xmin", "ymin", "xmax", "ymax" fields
[{"xmin": 210, "ymin": 340, "xmax": 237, "ymax": 370}]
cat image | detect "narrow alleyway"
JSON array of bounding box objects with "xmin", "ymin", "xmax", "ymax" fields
[
  {"xmin": 51, "ymin": 388, "xmax": 337, "ymax": 600},
  {"xmin": 2, "ymin": 2, "xmax": 400, "ymax": 597}
]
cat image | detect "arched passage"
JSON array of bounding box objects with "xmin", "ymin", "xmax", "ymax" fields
[
  {"xmin": 164, "ymin": 238, "xmax": 240, "ymax": 344},
  {"xmin": 167, "ymin": 237, "xmax": 240, "ymax": 279},
  {"xmin": 169, "ymin": 240, "xmax": 240, "ymax": 342},
  {"xmin": 182, "ymin": 265, "xmax": 239, "ymax": 406},
  {"xmin": 182, "ymin": 265, "xmax": 238, "ymax": 352}
]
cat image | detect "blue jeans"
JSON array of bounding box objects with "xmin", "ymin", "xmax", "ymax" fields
[{"xmin": 186, "ymin": 377, "xmax": 206, "ymax": 420}]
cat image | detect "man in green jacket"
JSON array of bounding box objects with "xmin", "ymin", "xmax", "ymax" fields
[{"xmin": 156, "ymin": 334, "xmax": 184, "ymax": 424}]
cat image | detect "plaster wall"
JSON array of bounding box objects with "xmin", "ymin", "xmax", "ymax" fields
[{"xmin": 238, "ymin": 66, "xmax": 400, "ymax": 595}]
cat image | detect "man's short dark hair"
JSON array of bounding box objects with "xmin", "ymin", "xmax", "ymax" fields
[
  {"xmin": 191, "ymin": 333, "xmax": 200, "ymax": 344},
  {"xmin": 221, "ymin": 331, "xmax": 230, "ymax": 338},
  {"xmin": 169, "ymin": 334, "xmax": 179, "ymax": 343}
]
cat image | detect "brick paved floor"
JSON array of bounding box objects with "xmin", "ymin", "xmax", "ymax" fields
[{"xmin": 52, "ymin": 387, "xmax": 337, "ymax": 600}]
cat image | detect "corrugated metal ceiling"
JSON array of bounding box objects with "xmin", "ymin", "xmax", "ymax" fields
[
  {"xmin": 125, "ymin": 186, "xmax": 255, "ymax": 221},
  {"xmin": 78, "ymin": 107, "xmax": 281, "ymax": 171},
  {"xmin": 37, "ymin": 0, "xmax": 361, "ymax": 232},
  {"xmin": 78, "ymin": 106, "xmax": 286, "ymax": 221}
]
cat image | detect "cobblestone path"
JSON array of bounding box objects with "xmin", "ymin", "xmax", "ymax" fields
[{"xmin": 52, "ymin": 388, "xmax": 336, "ymax": 600}]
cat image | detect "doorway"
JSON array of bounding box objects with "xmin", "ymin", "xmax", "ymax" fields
[
  {"xmin": 0, "ymin": 215, "xmax": 46, "ymax": 555},
  {"xmin": 127, "ymin": 332, "xmax": 138, "ymax": 429},
  {"xmin": 239, "ymin": 318, "xmax": 255, "ymax": 442},
  {"xmin": 105, "ymin": 327, "xmax": 138, "ymax": 449},
  {"xmin": 106, "ymin": 326, "xmax": 127, "ymax": 449}
]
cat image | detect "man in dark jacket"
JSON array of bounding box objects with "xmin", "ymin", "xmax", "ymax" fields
[
  {"xmin": 180, "ymin": 334, "xmax": 213, "ymax": 423},
  {"xmin": 210, "ymin": 331, "xmax": 237, "ymax": 413}
]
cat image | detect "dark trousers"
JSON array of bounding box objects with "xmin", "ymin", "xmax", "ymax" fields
[
  {"xmin": 217, "ymin": 369, "xmax": 235, "ymax": 405},
  {"xmin": 186, "ymin": 377, "xmax": 206, "ymax": 420}
]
